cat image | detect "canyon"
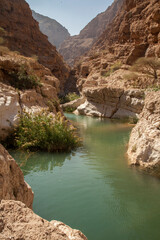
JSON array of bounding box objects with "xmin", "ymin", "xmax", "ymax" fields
[{"xmin": 0, "ymin": 0, "xmax": 160, "ymax": 238}]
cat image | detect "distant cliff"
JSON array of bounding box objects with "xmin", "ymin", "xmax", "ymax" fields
[
  {"xmin": 32, "ymin": 10, "xmax": 70, "ymax": 49},
  {"xmin": 59, "ymin": 0, "xmax": 123, "ymax": 65}
]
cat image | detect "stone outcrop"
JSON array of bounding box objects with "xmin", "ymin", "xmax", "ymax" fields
[
  {"xmin": 0, "ymin": 200, "xmax": 87, "ymax": 240},
  {"xmin": 76, "ymin": 85, "xmax": 144, "ymax": 119},
  {"xmin": 0, "ymin": 145, "xmax": 34, "ymax": 208},
  {"xmin": 0, "ymin": 52, "xmax": 61, "ymax": 140},
  {"xmin": 32, "ymin": 10, "xmax": 70, "ymax": 49},
  {"xmin": 0, "ymin": 0, "xmax": 70, "ymax": 93},
  {"xmin": 59, "ymin": 0, "xmax": 123, "ymax": 65},
  {"xmin": 61, "ymin": 97, "xmax": 85, "ymax": 112},
  {"xmin": 127, "ymin": 91, "xmax": 160, "ymax": 177}
]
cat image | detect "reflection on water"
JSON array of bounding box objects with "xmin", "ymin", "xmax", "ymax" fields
[{"xmin": 10, "ymin": 113, "xmax": 160, "ymax": 240}]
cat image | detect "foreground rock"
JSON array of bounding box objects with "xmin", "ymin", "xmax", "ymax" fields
[
  {"xmin": 127, "ymin": 91, "xmax": 160, "ymax": 177},
  {"xmin": 0, "ymin": 144, "xmax": 33, "ymax": 208},
  {"xmin": 0, "ymin": 200, "xmax": 87, "ymax": 240}
]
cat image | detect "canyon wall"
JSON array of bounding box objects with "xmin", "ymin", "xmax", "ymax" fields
[
  {"xmin": 32, "ymin": 10, "xmax": 70, "ymax": 49},
  {"xmin": 0, "ymin": 0, "xmax": 70, "ymax": 93},
  {"xmin": 74, "ymin": 0, "xmax": 160, "ymax": 120},
  {"xmin": 59, "ymin": 0, "xmax": 123, "ymax": 66}
]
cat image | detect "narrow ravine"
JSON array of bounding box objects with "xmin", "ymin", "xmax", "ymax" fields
[{"xmin": 10, "ymin": 114, "xmax": 160, "ymax": 240}]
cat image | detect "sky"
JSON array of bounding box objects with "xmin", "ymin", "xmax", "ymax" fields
[{"xmin": 25, "ymin": 0, "xmax": 114, "ymax": 36}]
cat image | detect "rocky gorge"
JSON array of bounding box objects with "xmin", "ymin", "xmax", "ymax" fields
[{"xmin": 0, "ymin": 0, "xmax": 160, "ymax": 238}]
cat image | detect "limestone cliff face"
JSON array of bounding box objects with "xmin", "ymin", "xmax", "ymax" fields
[
  {"xmin": 0, "ymin": 0, "xmax": 70, "ymax": 92},
  {"xmin": 127, "ymin": 91, "xmax": 160, "ymax": 177},
  {"xmin": 0, "ymin": 51, "xmax": 61, "ymax": 140},
  {"xmin": 32, "ymin": 10, "xmax": 70, "ymax": 49},
  {"xmin": 0, "ymin": 200, "xmax": 87, "ymax": 240},
  {"xmin": 0, "ymin": 145, "xmax": 34, "ymax": 208},
  {"xmin": 59, "ymin": 0, "xmax": 123, "ymax": 66},
  {"xmin": 85, "ymin": 0, "xmax": 160, "ymax": 70},
  {"xmin": 74, "ymin": 0, "xmax": 160, "ymax": 119}
]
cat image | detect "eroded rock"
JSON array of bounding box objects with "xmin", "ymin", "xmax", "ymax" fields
[
  {"xmin": 127, "ymin": 91, "xmax": 160, "ymax": 177},
  {"xmin": 0, "ymin": 200, "xmax": 87, "ymax": 240},
  {"xmin": 0, "ymin": 144, "xmax": 33, "ymax": 208}
]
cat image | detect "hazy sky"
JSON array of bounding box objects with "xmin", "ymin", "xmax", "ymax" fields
[{"xmin": 25, "ymin": 0, "xmax": 114, "ymax": 36}]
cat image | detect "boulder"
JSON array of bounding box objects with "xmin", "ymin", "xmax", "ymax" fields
[
  {"xmin": 0, "ymin": 144, "xmax": 34, "ymax": 208},
  {"xmin": 127, "ymin": 91, "xmax": 160, "ymax": 177}
]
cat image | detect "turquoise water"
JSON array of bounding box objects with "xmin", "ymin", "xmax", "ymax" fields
[{"xmin": 11, "ymin": 113, "xmax": 160, "ymax": 240}]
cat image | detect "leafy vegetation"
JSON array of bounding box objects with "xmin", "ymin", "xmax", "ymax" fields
[
  {"xmin": 8, "ymin": 64, "xmax": 42, "ymax": 90},
  {"xmin": 130, "ymin": 57, "xmax": 160, "ymax": 81},
  {"xmin": 13, "ymin": 111, "xmax": 80, "ymax": 152},
  {"xmin": 64, "ymin": 106, "xmax": 76, "ymax": 113},
  {"xmin": 124, "ymin": 57, "xmax": 160, "ymax": 89},
  {"xmin": 60, "ymin": 92, "xmax": 79, "ymax": 104}
]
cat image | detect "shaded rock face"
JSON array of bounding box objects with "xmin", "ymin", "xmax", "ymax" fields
[
  {"xmin": 0, "ymin": 0, "xmax": 70, "ymax": 92},
  {"xmin": 59, "ymin": 0, "xmax": 123, "ymax": 66},
  {"xmin": 0, "ymin": 52, "xmax": 62, "ymax": 140},
  {"xmin": 127, "ymin": 91, "xmax": 160, "ymax": 177},
  {"xmin": 0, "ymin": 200, "xmax": 87, "ymax": 240},
  {"xmin": 0, "ymin": 145, "xmax": 34, "ymax": 208},
  {"xmin": 32, "ymin": 10, "xmax": 70, "ymax": 49}
]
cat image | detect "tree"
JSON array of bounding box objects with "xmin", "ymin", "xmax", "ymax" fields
[{"xmin": 131, "ymin": 57, "xmax": 160, "ymax": 83}]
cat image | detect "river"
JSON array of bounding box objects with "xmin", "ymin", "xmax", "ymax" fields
[{"xmin": 11, "ymin": 113, "xmax": 160, "ymax": 240}]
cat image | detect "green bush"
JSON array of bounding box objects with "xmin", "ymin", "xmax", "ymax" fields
[
  {"xmin": 14, "ymin": 111, "xmax": 80, "ymax": 152},
  {"xmin": 60, "ymin": 92, "xmax": 79, "ymax": 104},
  {"xmin": 8, "ymin": 64, "xmax": 42, "ymax": 90}
]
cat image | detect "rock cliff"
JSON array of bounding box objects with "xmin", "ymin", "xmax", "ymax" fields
[
  {"xmin": 0, "ymin": 0, "xmax": 70, "ymax": 93},
  {"xmin": 59, "ymin": 0, "xmax": 123, "ymax": 66},
  {"xmin": 32, "ymin": 10, "xmax": 70, "ymax": 49},
  {"xmin": 81, "ymin": 0, "xmax": 160, "ymax": 73},
  {"xmin": 74, "ymin": 0, "xmax": 160, "ymax": 119},
  {"xmin": 0, "ymin": 144, "xmax": 33, "ymax": 208},
  {"xmin": 0, "ymin": 200, "xmax": 87, "ymax": 240},
  {"xmin": 127, "ymin": 91, "xmax": 160, "ymax": 177},
  {"xmin": 0, "ymin": 51, "xmax": 61, "ymax": 140}
]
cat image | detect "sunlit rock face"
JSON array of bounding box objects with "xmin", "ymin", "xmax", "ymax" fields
[
  {"xmin": 127, "ymin": 91, "xmax": 160, "ymax": 177},
  {"xmin": 0, "ymin": 145, "xmax": 34, "ymax": 208},
  {"xmin": 0, "ymin": 200, "xmax": 88, "ymax": 240}
]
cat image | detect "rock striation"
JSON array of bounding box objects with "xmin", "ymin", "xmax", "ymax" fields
[
  {"xmin": 76, "ymin": 85, "xmax": 144, "ymax": 119},
  {"xmin": 0, "ymin": 200, "xmax": 87, "ymax": 240},
  {"xmin": 0, "ymin": 144, "xmax": 33, "ymax": 208},
  {"xmin": 0, "ymin": 0, "xmax": 70, "ymax": 93},
  {"xmin": 59, "ymin": 0, "xmax": 123, "ymax": 66},
  {"xmin": 127, "ymin": 91, "xmax": 160, "ymax": 177},
  {"xmin": 32, "ymin": 10, "xmax": 70, "ymax": 49}
]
